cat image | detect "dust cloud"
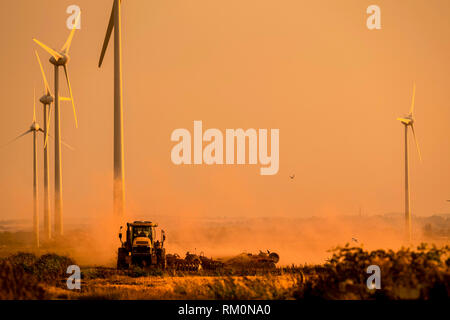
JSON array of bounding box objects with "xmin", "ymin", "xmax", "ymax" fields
[
  {"xmin": 59, "ymin": 211, "xmax": 420, "ymax": 267},
  {"xmin": 156, "ymin": 214, "xmax": 411, "ymax": 265},
  {"xmin": 6, "ymin": 175, "xmax": 433, "ymax": 267}
]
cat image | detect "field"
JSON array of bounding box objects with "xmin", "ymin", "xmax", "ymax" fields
[
  {"xmin": 0, "ymin": 216, "xmax": 449, "ymax": 300},
  {"xmin": 1, "ymin": 244, "xmax": 449, "ymax": 300}
]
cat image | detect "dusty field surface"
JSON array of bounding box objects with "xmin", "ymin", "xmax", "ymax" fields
[
  {"xmin": 49, "ymin": 269, "xmax": 303, "ymax": 300},
  {"xmin": 0, "ymin": 223, "xmax": 449, "ymax": 300},
  {"xmin": 2, "ymin": 243, "xmax": 449, "ymax": 300}
]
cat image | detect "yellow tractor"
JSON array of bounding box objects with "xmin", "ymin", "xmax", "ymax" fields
[
  {"xmin": 117, "ymin": 221, "xmax": 166, "ymax": 269},
  {"xmin": 117, "ymin": 221, "xmax": 281, "ymax": 272}
]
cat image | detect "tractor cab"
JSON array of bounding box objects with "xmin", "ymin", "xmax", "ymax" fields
[
  {"xmin": 131, "ymin": 223, "xmax": 154, "ymax": 249},
  {"xmin": 120, "ymin": 221, "xmax": 155, "ymax": 251},
  {"xmin": 117, "ymin": 221, "xmax": 166, "ymax": 269}
]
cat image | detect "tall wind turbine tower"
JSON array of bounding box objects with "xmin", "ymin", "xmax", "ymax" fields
[
  {"xmin": 98, "ymin": 0, "xmax": 126, "ymax": 217},
  {"xmin": 35, "ymin": 50, "xmax": 54, "ymax": 240},
  {"xmin": 31, "ymin": 92, "xmax": 39, "ymax": 248},
  {"xmin": 6, "ymin": 91, "xmax": 44, "ymax": 247},
  {"xmin": 33, "ymin": 14, "xmax": 80, "ymax": 236},
  {"xmin": 397, "ymin": 83, "xmax": 422, "ymax": 242}
]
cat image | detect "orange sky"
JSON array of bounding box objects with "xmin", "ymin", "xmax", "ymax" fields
[{"xmin": 0, "ymin": 0, "xmax": 449, "ymax": 222}]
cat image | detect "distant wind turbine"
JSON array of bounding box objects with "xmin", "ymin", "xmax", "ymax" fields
[
  {"xmin": 5, "ymin": 91, "xmax": 43, "ymax": 247},
  {"xmin": 33, "ymin": 13, "xmax": 80, "ymax": 236},
  {"xmin": 98, "ymin": 0, "xmax": 126, "ymax": 217},
  {"xmin": 35, "ymin": 50, "xmax": 53, "ymax": 240},
  {"xmin": 397, "ymin": 83, "xmax": 422, "ymax": 242}
]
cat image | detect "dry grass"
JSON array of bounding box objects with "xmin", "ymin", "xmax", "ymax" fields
[{"xmin": 62, "ymin": 273, "xmax": 302, "ymax": 300}]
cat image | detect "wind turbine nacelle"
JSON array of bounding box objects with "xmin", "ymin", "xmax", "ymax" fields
[
  {"xmin": 40, "ymin": 94, "xmax": 54, "ymax": 105},
  {"xmin": 50, "ymin": 54, "xmax": 70, "ymax": 66},
  {"xmin": 30, "ymin": 123, "xmax": 40, "ymax": 131},
  {"xmin": 403, "ymin": 118, "xmax": 414, "ymax": 126},
  {"xmin": 398, "ymin": 115, "xmax": 414, "ymax": 126}
]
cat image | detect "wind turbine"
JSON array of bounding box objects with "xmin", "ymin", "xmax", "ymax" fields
[
  {"xmin": 98, "ymin": 0, "xmax": 126, "ymax": 217},
  {"xmin": 33, "ymin": 13, "xmax": 80, "ymax": 236},
  {"xmin": 35, "ymin": 50, "xmax": 53, "ymax": 240},
  {"xmin": 6, "ymin": 91, "xmax": 43, "ymax": 248},
  {"xmin": 397, "ymin": 83, "xmax": 422, "ymax": 242}
]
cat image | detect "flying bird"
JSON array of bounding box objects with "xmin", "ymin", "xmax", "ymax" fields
[
  {"xmin": 289, "ymin": 174, "xmax": 295, "ymax": 181},
  {"xmin": 352, "ymin": 238, "xmax": 358, "ymax": 243}
]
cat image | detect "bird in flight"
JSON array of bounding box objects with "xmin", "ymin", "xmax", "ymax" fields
[
  {"xmin": 289, "ymin": 174, "xmax": 295, "ymax": 181},
  {"xmin": 352, "ymin": 238, "xmax": 358, "ymax": 243}
]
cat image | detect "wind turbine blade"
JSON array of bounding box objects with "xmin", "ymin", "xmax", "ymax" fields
[
  {"xmin": 44, "ymin": 106, "xmax": 52, "ymax": 148},
  {"xmin": 61, "ymin": 139, "xmax": 75, "ymax": 151},
  {"xmin": 33, "ymin": 88, "xmax": 36, "ymax": 122},
  {"xmin": 33, "ymin": 39, "xmax": 63, "ymax": 60},
  {"xmin": 1, "ymin": 130, "xmax": 32, "ymax": 148},
  {"xmin": 61, "ymin": 11, "xmax": 81, "ymax": 53},
  {"xmin": 98, "ymin": 2, "xmax": 115, "ymax": 68},
  {"xmin": 35, "ymin": 50, "xmax": 51, "ymax": 95},
  {"xmin": 41, "ymin": 129, "xmax": 75, "ymax": 151},
  {"xmin": 410, "ymin": 124, "xmax": 422, "ymax": 162},
  {"xmin": 63, "ymin": 65, "xmax": 78, "ymax": 128},
  {"xmin": 410, "ymin": 82, "xmax": 416, "ymax": 116}
]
